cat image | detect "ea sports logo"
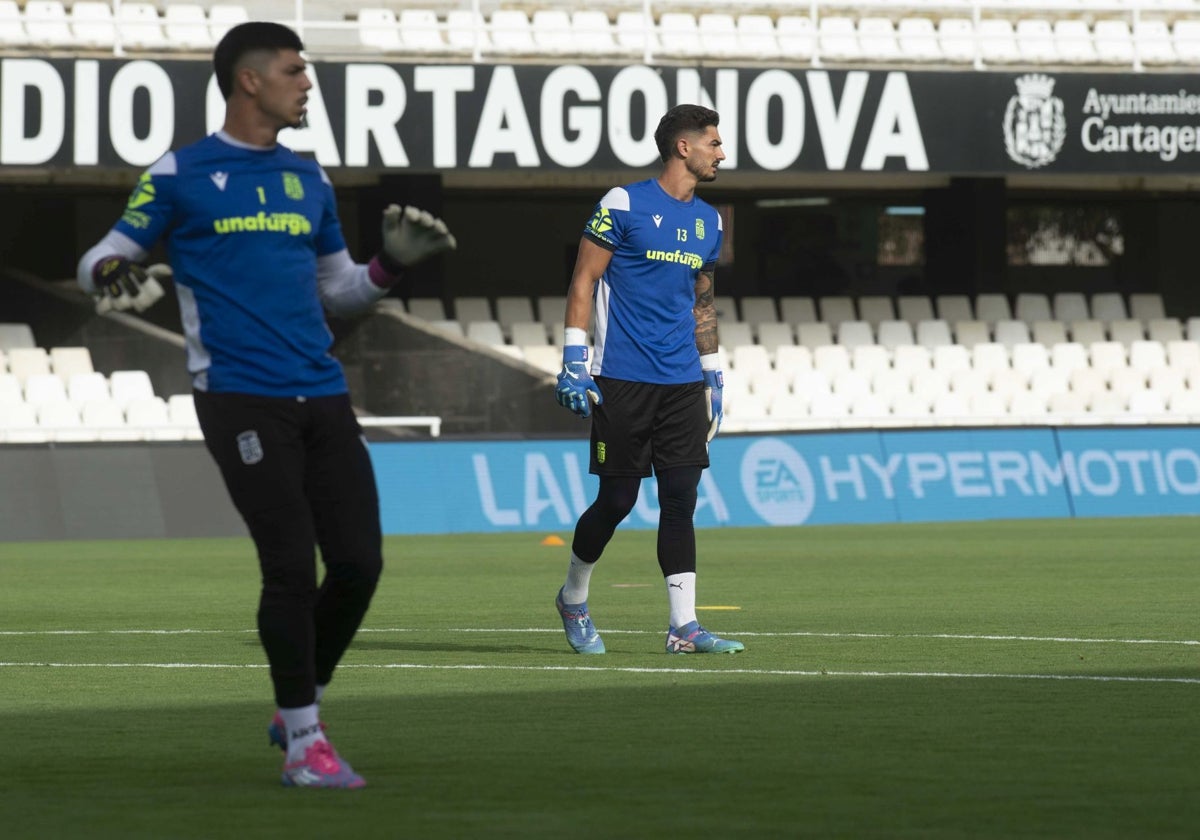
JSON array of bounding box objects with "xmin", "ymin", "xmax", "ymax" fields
[{"xmin": 740, "ymin": 439, "xmax": 815, "ymax": 525}]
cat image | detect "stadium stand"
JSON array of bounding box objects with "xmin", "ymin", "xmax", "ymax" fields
[{"xmin": 1, "ymin": 1, "xmax": 1198, "ymax": 72}]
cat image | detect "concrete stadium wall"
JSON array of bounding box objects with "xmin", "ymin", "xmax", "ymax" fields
[{"xmin": 0, "ymin": 442, "xmax": 245, "ymax": 541}]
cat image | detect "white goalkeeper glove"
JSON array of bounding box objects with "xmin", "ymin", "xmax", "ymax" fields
[
  {"xmin": 701, "ymin": 353, "xmax": 723, "ymax": 442},
  {"xmin": 377, "ymin": 204, "xmax": 457, "ymax": 273},
  {"xmin": 92, "ymin": 257, "xmax": 168, "ymax": 314}
]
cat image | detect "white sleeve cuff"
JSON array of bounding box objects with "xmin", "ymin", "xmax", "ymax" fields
[{"xmin": 564, "ymin": 327, "xmax": 589, "ymax": 347}]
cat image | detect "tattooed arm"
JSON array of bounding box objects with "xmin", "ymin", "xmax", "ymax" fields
[{"xmin": 693, "ymin": 269, "xmax": 719, "ymax": 356}]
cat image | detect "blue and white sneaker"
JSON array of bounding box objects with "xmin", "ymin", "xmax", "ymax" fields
[
  {"xmin": 555, "ymin": 587, "xmax": 605, "ymax": 654},
  {"xmin": 665, "ymin": 621, "xmax": 745, "ymax": 654}
]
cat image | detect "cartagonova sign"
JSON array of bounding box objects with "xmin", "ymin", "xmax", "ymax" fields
[{"xmin": 0, "ymin": 58, "xmax": 928, "ymax": 171}]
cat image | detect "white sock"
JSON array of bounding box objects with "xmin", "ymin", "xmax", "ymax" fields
[
  {"xmin": 280, "ymin": 703, "xmax": 326, "ymax": 763},
  {"xmin": 665, "ymin": 572, "xmax": 697, "ymax": 629},
  {"xmin": 314, "ymin": 684, "xmax": 326, "ymax": 704},
  {"xmin": 561, "ymin": 552, "xmax": 596, "ymax": 604}
]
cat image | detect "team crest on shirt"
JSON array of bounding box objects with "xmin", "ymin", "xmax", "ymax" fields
[
  {"xmin": 695, "ymin": 218, "xmax": 705, "ymax": 240},
  {"xmin": 283, "ymin": 172, "xmax": 304, "ymax": 200}
]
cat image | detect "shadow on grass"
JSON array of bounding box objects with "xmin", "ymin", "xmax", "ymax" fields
[{"xmin": 4, "ymin": 673, "xmax": 1199, "ymax": 840}]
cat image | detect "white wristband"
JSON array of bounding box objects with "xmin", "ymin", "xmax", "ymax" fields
[
  {"xmin": 564, "ymin": 327, "xmax": 588, "ymax": 347},
  {"xmin": 699, "ymin": 352, "xmax": 720, "ymax": 371}
]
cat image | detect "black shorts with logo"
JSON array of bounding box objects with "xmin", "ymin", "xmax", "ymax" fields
[{"xmin": 589, "ymin": 377, "xmax": 710, "ymax": 477}]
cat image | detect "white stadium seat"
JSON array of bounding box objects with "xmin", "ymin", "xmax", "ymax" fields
[
  {"xmin": 659, "ymin": 12, "xmax": 703, "ymax": 58},
  {"xmin": 8, "ymin": 347, "xmax": 51, "ymax": 384},
  {"xmin": 737, "ymin": 14, "xmax": 779, "ymax": 59},
  {"xmin": 876, "ymin": 320, "xmax": 915, "ymax": 351},
  {"xmin": 615, "ymin": 11, "xmax": 658, "ymax": 56},
  {"xmin": 163, "ymin": 4, "xmax": 212, "ymax": 50},
  {"xmin": 740, "ymin": 296, "xmax": 779, "ymax": 329},
  {"xmin": 531, "ymin": 9, "xmax": 573, "ymax": 55},
  {"xmin": 50, "ymin": 346, "xmax": 94, "ymax": 380},
  {"xmin": 776, "ymin": 15, "xmax": 815, "ymax": 61},
  {"xmin": 1054, "ymin": 20, "xmax": 1097, "ymax": 65},
  {"xmin": 897, "ymin": 17, "xmax": 941, "ymax": 62},
  {"xmin": 447, "ymin": 9, "xmax": 491, "ymax": 54},
  {"xmin": 67, "ymin": 372, "xmax": 110, "ymax": 406},
  {"xmin": 916, "ymin": 319, "xmax": 954, "ymax": 348},
  {"xmin": 697, "ymin": 13, "xmax": 740, "ymax": 59},
  {"xmin": 935, "ymin": 295, "xmax": 973, "ymax": 324},
  {"xmin": 757, "ymin": 323, "xmax": 796, "ymax": 356},
  {"xmin": 1052, "ymin": 292, "xmax": 1090, "ymax": 323},
  {"xmin": 1129, "ymin": 293, "xmax": 1166, "ymax": 323},
  {"xmin": 836, "ymin": 321, "xmax": 874, "ymax": 349},
  {"xmin": 1091, "ymin": 293, "xmax": 1128, "ymax": 322},
  {"xmin": 510, "ymin": 322, "xmax": 548, "ymax": 347},
  {"xmin": 779, "ymin": 296, "xmax": 818, "ymax": 325},
  {"xmin": 974, "ymin": 294, "xmax": 1012, "ymax": 326},
  {"xmin": 109, "ymin": 370, "xmax": 155, "ymax": 410},
  {"xmin": 978, "ymin": 19, "xmax": 1020, "ymax": 65},
  {"xmin": 0, "ymin": 0, "xmax": 29, "ymax": 47},
  {"xmin": 1016, "ymin": 19, "xmax": 1057, "ymax": 64},
  {"xmin": 819, "ymin": 296, "xmax": 857, "ymax": 325},
  {"xmin": 818, "ymin": 16, "xmax": 860, "ymax": 62},
  {"xmin": 24, "ymin": 373, "xmax": 68, "ymax": 408},
  {"xmin": 937, "ymin": 18, "xmax": 976, "ymax": 64},
  {"xmin": 1014, "ymin": 293, "xmax": 1052, "ymax": 325},
  {"xmin": 489, "ymin": 10, "xmax": 536, "ymax": 55},
  {"xmin": 70, "ymin": 0, "xmax": 116, "ymax": 49},
  {"xmin": 1094, "ymin": 20, "xmax": 1135, "ymax": 66},
  {"xmin": 118, "ymin": 2, "xmax": 169, "ymax": 50},
  {"xmin": 857, "ymin": 296, "xmax": 895, "ymax": 329},
  {"xmin": 24, "ymin": 0, "xmax": 73, "ymax": 49},
  {"xmin": 1135, "ymin": 20, "xmax": 1177, "ymax": 65},
  {"xmin": 571, "ymin": 11, "xmax": 620, "ymax": 56},
  {"xmin": 719, "ymin": 322, "xmax": 754, "ymax": 350},
  {"xmin": 796, "ymin": 322, "xmax": 834, "ymax": 350},
  {"xmin": 399, "ymin": 9, "xmax": 447, "ymax": 54},
  {"xmin": 207, "ymin": 4, "xmax": 249, "ymax": 44},
  {"xmin": 857, "ymin": 17, "xmax": 900, "ymax": 62}
]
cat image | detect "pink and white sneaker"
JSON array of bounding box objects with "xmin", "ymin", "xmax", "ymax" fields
[{"xmin": 281, "ymin": 740, "xmax": 366, "ymax": 789}]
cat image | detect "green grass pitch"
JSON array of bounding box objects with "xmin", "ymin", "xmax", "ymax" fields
[{"xmin": 1, "ymin": 518, "xmax": 1198, "ymax": 838}]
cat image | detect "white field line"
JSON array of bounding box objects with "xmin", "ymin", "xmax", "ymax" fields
[
  {"xmin": 0, "ymin": 660, "xmax": 1196, "ymax": 685},
  {"xmin": 0, "ymin": 627, "xmax": 1197, "ymax": 647}
]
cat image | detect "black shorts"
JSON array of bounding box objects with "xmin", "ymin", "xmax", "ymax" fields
[{"xmin": 589, "ymin": 377, "xmax": 710, "ymax": 477}]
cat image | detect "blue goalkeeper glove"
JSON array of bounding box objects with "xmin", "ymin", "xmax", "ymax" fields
[
  {"xmin": 556, "ymin": 345, "xmax": 602, "ymax": 418},
  {"xmin": 703, "ymin": 367, "xmax": 723, "ymax": 442}
]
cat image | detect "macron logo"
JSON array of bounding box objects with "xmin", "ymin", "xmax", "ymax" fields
[
  {"xmin": 210, "ymin": 172, "xmax": 229, "ymax": 191},
  {"xmin": 652, "ymin": 214, "xmax": 663, "ymax": 228}
]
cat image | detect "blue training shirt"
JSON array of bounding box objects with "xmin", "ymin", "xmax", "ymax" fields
[
  {"xmin": 114, "ymin": 133, "xmax": 349, "ymax": 397},
  {"xmin": 582, "ymin": 178, "xmax": 723, "ymax": 385}
]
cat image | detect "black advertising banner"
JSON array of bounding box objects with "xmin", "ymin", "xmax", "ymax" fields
[{"xmin": 1, "ymin": 57, "xmax": 1198, "ymax": 174}]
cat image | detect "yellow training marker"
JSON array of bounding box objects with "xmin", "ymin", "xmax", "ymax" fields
[{"xmin": 540, "ymin": 535, "xmax": 565, "ymax": 546}]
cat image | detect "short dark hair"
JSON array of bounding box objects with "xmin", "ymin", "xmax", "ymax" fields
[
  {"xmin": 213, "ymin": 22, "xmax": 305, "ymax": 100},
  {"xmin": 653, "ymin": 104, "xmax": 720, "ymax": 163}
]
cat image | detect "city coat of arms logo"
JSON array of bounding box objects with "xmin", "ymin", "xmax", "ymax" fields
[{"xmin": 1003, "ymin": 74, "xmax": 1066, "ymax": 169}]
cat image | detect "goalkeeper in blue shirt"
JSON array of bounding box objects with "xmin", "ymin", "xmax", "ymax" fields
[
  {"xmin": 76, "ymin": 22, "xmax": 456, "ymax": 789},
  {"xmin": 553, "ymin": 104, "xmax": 743, "ymax": 656}
]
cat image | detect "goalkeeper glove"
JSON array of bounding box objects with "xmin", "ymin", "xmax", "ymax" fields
[
  {"xmin": 702, "ymin": 356, "xmax": 723, "ymax": 442},
  {"xmin": 556, "ymin": 344, "xmax": 602, "ymax": 418},
  {"xmin": 376, "ymin": 204, "xmax": 457, "ymax": 274},
  {"xmin": 92, "ymin": 257, "xmax": 167, "ymax": 314}
]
